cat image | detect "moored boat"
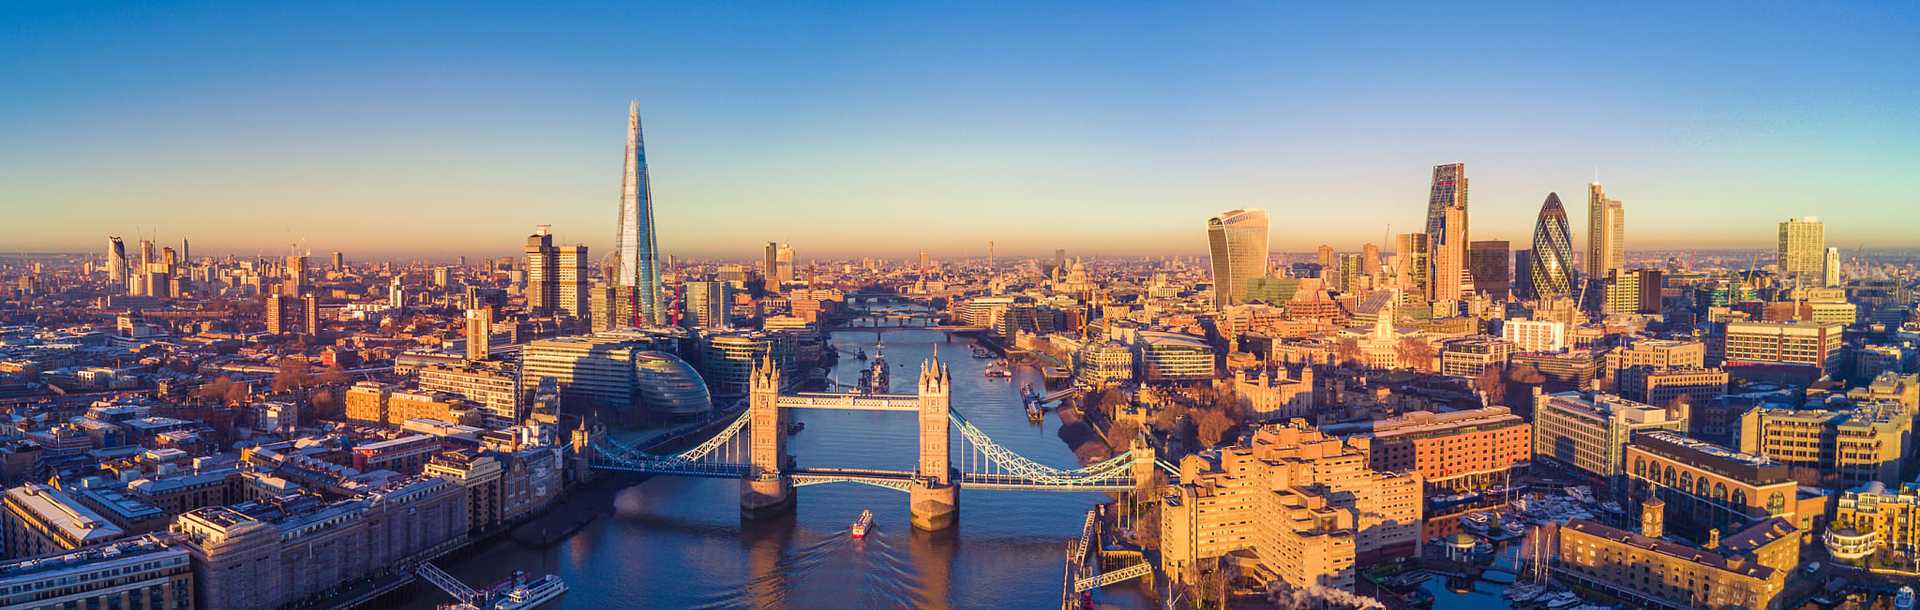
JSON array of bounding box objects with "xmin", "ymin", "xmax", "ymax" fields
[{"xmin": 492, "ymin": 572, "xmax": 567, "ymax": 610}]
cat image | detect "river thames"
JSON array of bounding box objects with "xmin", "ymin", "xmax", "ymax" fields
[{"xmin": 390, "ymin": 328, "xmax": 1153, "ymax": 609}]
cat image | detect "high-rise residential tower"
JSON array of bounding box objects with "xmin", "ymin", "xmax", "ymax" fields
[
  {"xmin": 525, "ymin": 226, "xmax": 558, "ymax": 314},
  {"xmin": 1530, "ymin": 193, "xmax": 1575, "ymax": 298},
  {"xmin": 1586, "ymin": 181, "xmax": 1625, "ymax": 278},
  {"xmin": 615, "ymin": 101, "xmax": 663, "ymax": 326},
  {"xmin": 1824, "ymin": 247, "xmax": 1842, "ymax": 288},
  {"xmin": 1777, "ymin": 217, "xmax": 1825, "ymax": 282},
  {"xmin": 1206, "ymin": 208, "xmax": 1270, "ymax": 308}
]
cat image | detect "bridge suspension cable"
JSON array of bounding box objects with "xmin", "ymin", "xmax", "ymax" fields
[{"xmin": 948, "ymin": 409, "xmax": 1138, "ymax": 486}]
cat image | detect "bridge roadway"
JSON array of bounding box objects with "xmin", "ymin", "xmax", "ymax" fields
[{"xmin": 592, "ymin": 460, "xmax": 1133, "ymax": 493}]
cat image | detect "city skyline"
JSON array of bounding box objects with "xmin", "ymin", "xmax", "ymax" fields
[{"xmin": 5, "ymin": 4, "xmax": 1920, "ymax": 258}]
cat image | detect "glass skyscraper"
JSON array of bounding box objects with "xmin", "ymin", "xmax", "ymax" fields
[
  {"xmin": 1206, "ymin": 208, "xmax": 1270, "ymax": 307},
  {"xmin": 1530, "ymin": 192, "xmax": 1574, "ymax": 299},
  {"xmin": 616, "ymin": 100, "xmax": 664, "ymax": 326}
]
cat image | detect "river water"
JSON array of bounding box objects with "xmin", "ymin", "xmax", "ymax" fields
[{"xmin": 393, "ymin": 328, "xmax": 1152, "ymax": 609}]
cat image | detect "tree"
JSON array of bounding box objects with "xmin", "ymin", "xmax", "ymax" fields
[
  {"xmin": 271, "ymin": 358, "xmax": 313, "ymax": 395},
  {"xmin": 1334, "ymin": 337, "xmax": 1364, "ymax": 367},
  {"xmin": 1151, "ymin": 403, "xmax": 1188, "ymax": 434},
  {"xmin": 1108, "ymin": 418, "xmax": 1142, "ymax": 451},
  {"xmin": 308, "ymin": 388, "xmax": 343, "ymax": 418},
  {"xmin": 192, "ymin": 377, "xmax": 232, "ymax": 404},
  {"xmin": 317, "ymin": 363, "xmax": 349, "ymax": 386},
  {"xmin": 224, "ymin": 380, "xmax": 249, "ymax": 406},
  {"xmin": 1195, "ymin": 409, "xmax": 1236, "ymax": 448},
  {"xmin": 1395, "ymin": 337, "xmax": 1436, "ymax": 372},
  {"xmin": 1475, "ymin": 366, "xmax": 1508, "ymax": 405}
]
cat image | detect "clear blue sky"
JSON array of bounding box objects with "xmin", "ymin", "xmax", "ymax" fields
[{"xmin": 3, "ymin": 2, "xmax": 1917, "ymax": 260}]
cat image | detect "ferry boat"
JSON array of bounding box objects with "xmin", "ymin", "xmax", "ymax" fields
[
  {"xmin": 1896, "ymin": 585, "xmax": 1915, "ymax": 610},
  {"xmin": 851, "ymin": 510, "xmax": 873, "ymax": 539},
  {"xmin": 970, "ymin": 345, "xmax": 993, "ymax": 359},
  {"xmin": 1026, "ymin": 403, "xmax": 1044, "ymax": 422},
  {"xmin": 983, "ymin": 365, "xmax": 1012, "ymax": 379},
  {"xmin": 493, "ymin": 572, "xmax": 567, "ymax": 610},
  {"xmin": 787, "ymin": 421, "xmax": 805, "ymax": 435},
  {"xmin": 855, "ymin": 348, "xmax": 867, "ymax": 361}
]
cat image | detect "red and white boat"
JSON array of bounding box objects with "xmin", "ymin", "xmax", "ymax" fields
[{"xmin": 851, "ymin": 510, "xmax": 873, "ymax": 539}]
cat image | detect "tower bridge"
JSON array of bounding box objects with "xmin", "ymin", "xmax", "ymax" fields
[{"xmin": 588, "ymin": 354, "xmax": 1159, "ymax": 530}]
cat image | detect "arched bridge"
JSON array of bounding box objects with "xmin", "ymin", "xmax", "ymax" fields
[{"xmin": 588, "ymin": 355, "xmax": 1164, "ymax": 530}]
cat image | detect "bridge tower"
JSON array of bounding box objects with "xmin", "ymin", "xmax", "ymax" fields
[
  {"xmin": 742, "ymin": 354, "xmax": 793, "ymax": 518},
  {"xmin": 910, "ymin": 354, "xmax": 959, "ymax": 530}
]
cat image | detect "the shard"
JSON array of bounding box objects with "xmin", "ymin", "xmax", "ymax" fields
[{"xmin": 615, "ymin": 100, "xmax": 663, "ymax": 326}]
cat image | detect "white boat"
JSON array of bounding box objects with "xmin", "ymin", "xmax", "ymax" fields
[
  {"xmin": 1501, "ymin": 519, "xmax": 1530, "ymax": 538},
  {"xmin": 493, "ymin": 573, "xmax": 567, "ymax": 610},
  {"xmin": 1461, "ymin": 512, "xmax": 1492, "ymax": 533},
  {"xmin": 1543, "ymin": 591, "xmax": 1581, "ymax": 608},
  {"xmin": 851, "ymin": 509, "xmax": 873, "ymax": 539},
  {"xmin": 1504, "ymin": 583, "xmax": 1545, "ymax": 603},
  {"xmin": 1896, "ymin": 585, "xmax": 1914, "ymax": 610}
]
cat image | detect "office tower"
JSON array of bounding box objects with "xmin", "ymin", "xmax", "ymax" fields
[
  {"xmin": 1513, "ymin": 249, "xmax": 1534, "ymax": 299},
  {"xmin": 1586, "ymin": 181, "xmax": 1625, "ymax": 278},
  {"xmin": 1394, "ymin": 233, "xmax": 1430, "ymax": 295},
  {"xmin": 524, "ymin": 226, "xmax": 558, "ymax": 314},
  {"xmin": 615, "ymin": 100, "xmax": 664, "ymax": 326},
  {"xmin": 1054, "ymin": 249, "xmax": 1067, "ymax": 275},
  {"xmin": 763, "ymin": 242, "xmax": 781, "ymax": 292},
  {"xmin": 918, "ymin": 250, "xmax": 930, "ymax": 274},
  {"xmin": 107, "ymin": 237, "xmax": 126, "ymax": 285},
  {"xmin": 776, "ymin": 245, "xmax": 795, "ymax": 285},
  {"xmin": 283, "ymin": 254, "xmax": 307, "ymax": 296},
  {"xmin": 683, "ymin": 280, "xmax": 731, "ymax": 328},
  {"xmin": 1529, "ymin": 193, "xmax": 1574, "ymax": 298},
  {"xmin": 558, "ymin": 244, "xmax": 590, "ymax": 319},
  {"xmin": 465, "ymin": 308, "xmax": 491, "ymax": 361},
  {"xmin": 161, "ymin": 246, "xmax": 178, "ymax": 270},
  {"xmin": 431, "ymin": 266, "xmax": 450, "ymax": 288},
  {"xmin": 1362, "ymin": 243, "xmax": 1381, "ymax": 277},
  {"xmin": 181, "ymin": 238, "xmax": 189, "ymax": 264},
  {"xmin": 1315, "ymin": 244, "xmax": 1334, "ymax": 271},
  {"xmin": 987, "ymin": 241, "xmax": 995, "ymax": 267},
  {"xmin": 1335, "ymin": 253, "xmax": 1364, "ymax": 293},
  {"xmin": 1468, "ymin": 240, "xmax": 1510, "ymax": 300},
  {"xmin": 1824, "ymin": 247, "xmax": 1842, "ymax": 287},
  {"xmin": 1429, "ymin": 204, "xmax": 1467, "ymax": 302},
  {"xmin": 1777, "ymin": 217, "xmax": 1825, "ymax": 281},
  {"xmin": 1205, "ymin": 208, "xmax": 1271, "ymax": 308},
  {"xmin": 1423, "ymin": 163, "xmax": 1469, "ymax": 293},
  {"xmin": 330, "ymin": 251, "xmax": 345, "ymax": 273},
  {"xmin": 1423, "ymin": 163, "xmax": 1468, "ymax": 237}
]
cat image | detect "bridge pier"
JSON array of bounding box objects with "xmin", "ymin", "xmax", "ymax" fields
[
  {"xmin": 909, "ymin": 479, "xmax": 958, "ymax": 531},
  {"xmin": 741, "ymin": 474, "xmax": 795, "ymax": 519}
]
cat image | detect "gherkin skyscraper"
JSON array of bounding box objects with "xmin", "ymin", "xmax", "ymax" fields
[
  {"xmin": 615, "ymin": 100, "xmax": 663, "ymax": 326},
  {"xmin": 1530, "ymin": 192, "xmax": 1574, "ymax": 298}
]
